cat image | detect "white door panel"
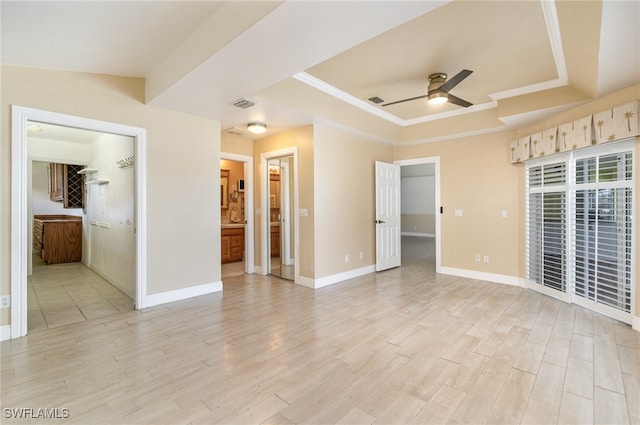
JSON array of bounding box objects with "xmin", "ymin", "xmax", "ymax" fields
[{"xmin": 375, "ymin": 161, "xmax": 401, "ymax": 271}]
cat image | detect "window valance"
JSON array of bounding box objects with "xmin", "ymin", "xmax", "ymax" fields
[{"xmin": 510, "ymin": 100, "xmax": 638, "ymax": 163}]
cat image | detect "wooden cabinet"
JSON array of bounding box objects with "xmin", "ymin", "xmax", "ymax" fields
[
  {"xmin": 49, "ymin": 163, "xmax": 85, "ymax": 208},
  {"xmin": 49, "ymin": 163, "xmax": 65, "ymax": 201},
  {"xmin": 270, "ymin": 225, "xmax": 280, "ymax": 257},
  {"xmin": 33, "ymin": 215, "xmax": 82, "ymax": 264},
  {"xmin": 221, "ymin": 227, "xmax": 244, "ymax": 263}
]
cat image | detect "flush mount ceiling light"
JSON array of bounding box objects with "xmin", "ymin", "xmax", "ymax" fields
[{"xmin": 247, "ymin": 122, "xmax": 267, "ymax": 134}]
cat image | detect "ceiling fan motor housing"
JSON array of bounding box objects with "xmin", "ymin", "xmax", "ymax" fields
[{"xmin": 428, "ymin": 73, "xmax": 447, "ymax": 92}]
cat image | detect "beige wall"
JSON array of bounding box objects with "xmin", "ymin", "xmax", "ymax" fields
[
  {"xmin": 221, "ymin": 133, "xmax": 253, "ymax": 156},
  {"xmin": 1, "ymin": 66, "xmax": 221, "ymax": 329},
  {"xmin": 394, "ymin": 130, "xmax": 524, "ymax": 278},
  {"xmin": 313, "ymin": 125, "xmax": 393, "ymax": 278},
  {"xmin": 253, "ymin": 126, "xmax": 314, "ymax": 277},
  {"xmin": 401, "ymin": 214, "xmax": 436, "ymax": 234}
]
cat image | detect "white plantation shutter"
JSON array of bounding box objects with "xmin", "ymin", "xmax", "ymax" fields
[
  {"xmin": 526, "ymin": 161, "xmax": 568, "ymax": 297},
  {"xmin": 573, "ymin": 150, "xmax": 633, "ymax": 317},
  {"xmin": 526, "ymin": 140, "xmax": 634, "ymax": 324}
]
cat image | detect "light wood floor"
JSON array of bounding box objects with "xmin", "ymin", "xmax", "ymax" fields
[{"xmin": 2, "ymin": 237, "xmax": 638, "ymax": 424}]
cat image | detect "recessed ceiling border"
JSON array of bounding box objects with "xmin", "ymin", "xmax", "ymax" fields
[{"xmin": 294, "ymin": 0, "xmax": 569, "ymax": 128}]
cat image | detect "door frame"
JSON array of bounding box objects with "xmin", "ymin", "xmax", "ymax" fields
[
  {"xmin": 10, "ymin": 105, "xmax": 148, "ymax": 339},
  {"xmin": 220, "ymin": 152, "xmax": 255, "ymax": 274},
  {"xmin": 259, "ymin": 147, "xmax": 298, "ymax": 280},
  {"xmin": 394, "ymin": 156, "xmax": 442, "ymax": 273}
]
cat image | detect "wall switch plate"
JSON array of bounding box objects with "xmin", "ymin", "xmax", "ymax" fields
[
  {"xmin": 501, "ymin": 210, "xmax": 508, "ymax": 218},
  {"xmin": 360, "ymin": 252, "xmax": 364, "ymax": 259},
  {"xmin": 1, "ymin": 295, "xmax": 9, "ymax": 309},
  {"xmin": 484, "ymin": 256, "xmax": 490, "ymax": 264},
  {"xmin": 299, "ymin": 208, "xmax": 309, "ymax": 217},
  {"xmin": 475, "ymin": 254, "xmax": 481, "ymax": 262},
  {"xmin": 344, "ymin": 254, "xmax": 349, "ymax": 263},
  {"xmin": 455, "ymin": 209, "xmax": 463, "ymax": 217}
]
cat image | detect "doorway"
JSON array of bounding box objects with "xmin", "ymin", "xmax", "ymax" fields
[
  {"xmin": 261, "ymin": 147, "xmax": 298, "ymax": 281},
  {"xmin": 10, "ymin": 106, "xmax": 147, "ymax": 339},
  {"xmin": 220, "ymin": 153, "xmax": 254, "ymax": 279},
  {"xmin": 267, "ymin": 156, "xmax": 294, "ymax": 280},
  {"xmin": 395, "ymin": 157, "xmax": 441, "ymax": 273}
]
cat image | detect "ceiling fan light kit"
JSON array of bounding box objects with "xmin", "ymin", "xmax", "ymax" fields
[
  {"xmin": 428, "ymin": 92, "xmax": 448, "ymax": 105},
  {"xmin": 382, "ymin": 69, "xmax": 473, "ymax": 108}
]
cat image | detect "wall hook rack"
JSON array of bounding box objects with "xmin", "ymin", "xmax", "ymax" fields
[{"xmin": 116, "ymin": 156, "xmax": 135, "ymax": 169}]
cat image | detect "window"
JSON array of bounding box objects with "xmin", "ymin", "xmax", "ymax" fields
[{"xmin": 526, "ymin": 141, "xmax": 635, "ymax": 323}]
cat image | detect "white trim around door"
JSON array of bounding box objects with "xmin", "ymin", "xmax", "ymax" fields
[
  {"xmin": 10, "ymin": 105, "xmax": 148, "ymax": 339},
  {"xmin": 394, "ymin": 156, "xmax": 442, "ymax": 274},
  {"xmin": 259, "ymin": 147, "xmax": 299, "ymax": 282}
]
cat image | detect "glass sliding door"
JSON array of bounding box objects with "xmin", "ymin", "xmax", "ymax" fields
[
  {"xmin": 572, "ymin": 151, "xmax": 633, "ymax": 321},
  {"xmin": 526, "ymin": 141, "xmax": 634, "ymax": 325}
]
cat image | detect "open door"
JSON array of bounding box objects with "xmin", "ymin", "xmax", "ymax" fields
[{"xmin": 375, "ymin": 161, "xmax": 401, "ymax": 271}]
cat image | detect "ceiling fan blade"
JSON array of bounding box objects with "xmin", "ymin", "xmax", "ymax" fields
[
  {"xmin": 382, "ymin": 94, "xmax": 428, "ymax": 107},
  {"xmin": 447, "ymin": 94, "xmax": 473, "ymax": 108},
  {"xmin": 439, "ymin": 69, "xmax": 473, "ymax": 93}
]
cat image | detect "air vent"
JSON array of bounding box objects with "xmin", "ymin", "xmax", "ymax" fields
[
  {"xmin": 368, "ymin": 96, "xmax": 384, "ymax": 104},
  {"xmin": 224, "ymin": 127, "xmax": 244, "ymax": 136},
  {"xmin": 231, "ymin": 98, "xmax": 255, "ymax": 109}
]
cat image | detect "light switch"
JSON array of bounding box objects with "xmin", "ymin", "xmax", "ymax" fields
[
  {"xmin": 501, "ymin": 210, "xmax": 508, "ymax": 218},
  {"xmin": 455, "ymin": 209, "xmax": 463, "ymax": 217}
]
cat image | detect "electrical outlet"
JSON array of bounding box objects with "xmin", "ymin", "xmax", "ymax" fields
[
  {"xmin": 484, "ymin": 256, "xmax": 490, "ymax": 264},
  {"xmin": 345, "ymin": 254, "xmax": 349, "ymax": 263},
  {"xmin": 475, "ymin": 254, "xmax": 481, "ymax": 262},
  {"xmin": 359, "ymin": 251, "xmax": 364, "ymax": 259},
  {"xmin": 1, "ymin": 295, "xmax": 9, "ymax": 308}
]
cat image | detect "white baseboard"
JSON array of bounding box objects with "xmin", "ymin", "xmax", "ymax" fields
[
  {"xmin": 439, "ymin": 266, "xmax": 525, "ymax": 288},
  {"xmin": 401, "ymin": 232, "xmax": 435, "ymax": 238},
  {"xmin": 1, "ymin": 325, "xmax": 11, "ymax": 341},
  {"xmin": 144, "ymin": 281, "xmax": 223, "ymax": 308},
  {"xmin": 297, "ymin": 265, "xmax": 376, "ymax": 289},
  {"xmin": 633, "ymin": 316, "xmax": 640, "ymax": 332}
]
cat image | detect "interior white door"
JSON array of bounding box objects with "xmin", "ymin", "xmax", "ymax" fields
[{"xmin": 375, "ymin": 161, "xmax": 401, "ymax": 271}]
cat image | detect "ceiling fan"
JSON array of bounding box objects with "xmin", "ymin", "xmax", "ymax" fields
[{"xmin": 382, "ymin": 69, "xmax": 473, "ymax": 108}]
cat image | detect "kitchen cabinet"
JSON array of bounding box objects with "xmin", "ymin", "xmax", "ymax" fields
[
  {"xmin": 33, "ymin": 215, "xmax": 82, "ymax": 264},
  {"xmin": 49, "ymin": 163, "xmax": 85, "ymax": 208},
  {"xmin": 221, "ymin": 227, "xmax": 244, "ymax": 263},
  {"xmin": 49, "ymin": 163, "xmax": 65, "ymax": 201}
]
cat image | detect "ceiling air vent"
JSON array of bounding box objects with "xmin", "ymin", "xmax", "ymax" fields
[
  {"xmin": 224, "ymin": 127, "xmax": 244, "ymax": 136},
  {"xmin": 231, "ymin": 98, "xmax": 255, "ymax": 109},
  {"xmin": 368, "ymin": 96, "xmax": 384, "ymax": 104}
]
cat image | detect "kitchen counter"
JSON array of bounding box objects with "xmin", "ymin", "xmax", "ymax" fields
[{"xmin": 221, "ymin": 223, "xmax": 245, "ymax": 228}]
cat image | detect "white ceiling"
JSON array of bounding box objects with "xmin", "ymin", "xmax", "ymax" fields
[{"xmin": 2, "ymin": 1, "xmax": 639, "ymax": 144}]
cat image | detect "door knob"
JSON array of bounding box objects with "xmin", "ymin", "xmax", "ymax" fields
[{"xmin": 376, "ymin": 219, "xmax": 386, "ymax": 224}]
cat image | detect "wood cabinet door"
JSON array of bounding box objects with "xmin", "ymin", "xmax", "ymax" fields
[
  {"xmin": 221, "ymin": 235, "xmax": 231, "ymax": 263},
  {"xmin": 49, "ymin": 163, "xmax": 64, "ymax": 202}
]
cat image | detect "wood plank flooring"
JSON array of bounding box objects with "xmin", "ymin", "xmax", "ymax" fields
[{"xmin": 2, "ymin": 237, "xmax": 638, "ymax": 424}]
